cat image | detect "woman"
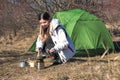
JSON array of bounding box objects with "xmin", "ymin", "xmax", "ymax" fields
[{"xmin": 36, "ymin": 12, "xmax": 76, "ymax": 65}]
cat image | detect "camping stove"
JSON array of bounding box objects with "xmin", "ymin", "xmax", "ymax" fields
[
  {"xmin": 36, "ymin": 57, "xmax": 45, "ymax": 70},
  {"xmin": 36, "ymin": 52, "xmax": 45, "ymax": 70}
]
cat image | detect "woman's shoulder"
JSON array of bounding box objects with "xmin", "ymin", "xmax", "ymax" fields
[
  {"xmin": 51, "ymin": 18, "xmax": 60, "ymax": 23},
  {"xmin": 50, "ymin": 18, "xmax": 61, "ymax": 30}
]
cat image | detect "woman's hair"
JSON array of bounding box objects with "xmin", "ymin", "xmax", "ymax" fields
[
  {"xmin": 38, "ymin": 12, "xmax": 51, "ymax": 42},
  {"xmin": 38, "ymin": 12, "xmax": 50, "ymax": 21}
]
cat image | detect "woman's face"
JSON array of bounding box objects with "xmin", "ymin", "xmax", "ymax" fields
[{"xmin": 39, "ymin": 19, "xmax": 50, "ymax": 29}]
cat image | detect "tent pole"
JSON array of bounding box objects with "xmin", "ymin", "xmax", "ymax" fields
[{"xmin": 101, "ymin": 48, "xmax": 109, "ymax": 58}]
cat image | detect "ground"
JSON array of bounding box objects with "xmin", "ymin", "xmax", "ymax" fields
[
  {"xmin": 0, "ymin": 49, "xmax": 120, "ymax": 80},
  {"xmin": 0, "ymin": 25, "xmax": 120, "ymax": 80}
]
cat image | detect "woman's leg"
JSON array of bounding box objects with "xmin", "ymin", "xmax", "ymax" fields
[
  {"xmin": 42, "ymin": 38, "xmax": 62, "ymax": 65},
  {"xmin": 52, "ymin": 52, "xmax": 62, "ymax": 65}
]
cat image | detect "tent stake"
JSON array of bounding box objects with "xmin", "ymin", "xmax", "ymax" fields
[{"xmin": 101, "ymin": 48, "xmax": 109, "ymax": 58}]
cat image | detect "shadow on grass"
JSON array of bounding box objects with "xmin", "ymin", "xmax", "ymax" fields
[
  {"xmin": 0, "ymin": 50, "xmax": 35, "ymax": 65},
  {"xmin": 113, "ymin": 41, "xmax": 120, "ymax": 52},
  {"xmin": 68, "ymin": 56, "xmax": 120, "ymax": 65}
]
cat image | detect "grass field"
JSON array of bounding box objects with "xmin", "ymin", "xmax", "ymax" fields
[
  {"xmin": 0, "ymin": 26, "xmax": 120, "ymax": 80},
  {"xmin": 0, "ymin": 49, "xmax": 120, "ymax": 80}
]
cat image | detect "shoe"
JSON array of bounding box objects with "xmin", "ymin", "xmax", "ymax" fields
[{"xmin": 52, "ymin": 60, "xmax": 62, "ymax": 65}]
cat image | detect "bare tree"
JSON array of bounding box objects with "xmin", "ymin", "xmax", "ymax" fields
[{"xmin": 0, "ymin": 0, "xmax": 119, "ymax": 42}]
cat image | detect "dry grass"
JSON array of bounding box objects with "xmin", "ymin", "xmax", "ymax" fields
[
  {"xmin": 0, "ymin": 49, "xmax": 120, "ymax": 80},
  {"xmin": 0, "ymin": 24, "xmax": 120, "ymax": 80}
]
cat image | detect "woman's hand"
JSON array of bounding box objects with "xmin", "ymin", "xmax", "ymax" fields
[
  {"xmin": 36, "ymin": 48, "xmax": 42, "ymax": 52},
  {"xmin": 49, "ymin": 48, "xmax": 55, "ymax": 53}
]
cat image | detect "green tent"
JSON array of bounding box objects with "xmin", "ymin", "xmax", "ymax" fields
[{"xmin": 29, "ymin": 9, "xmax": 114, "ymax": 56}]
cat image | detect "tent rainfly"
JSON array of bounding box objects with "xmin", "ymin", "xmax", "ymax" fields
[{"xmin": 29, "ymin": 9, "xmax": 115, "ymax": 56}]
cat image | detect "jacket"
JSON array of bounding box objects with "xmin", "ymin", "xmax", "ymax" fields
[{"xmin": 36, "ymin": 18, "xmax": 76, "ymax": 63}]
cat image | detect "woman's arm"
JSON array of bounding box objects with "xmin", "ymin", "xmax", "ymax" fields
[
  {"xmin": 36, "ymin": 35, "xmax": 44, "ymax": 51},
  {"xmin": 53, "ymin": 28, "xmax": 69, "ymax": 51}
]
